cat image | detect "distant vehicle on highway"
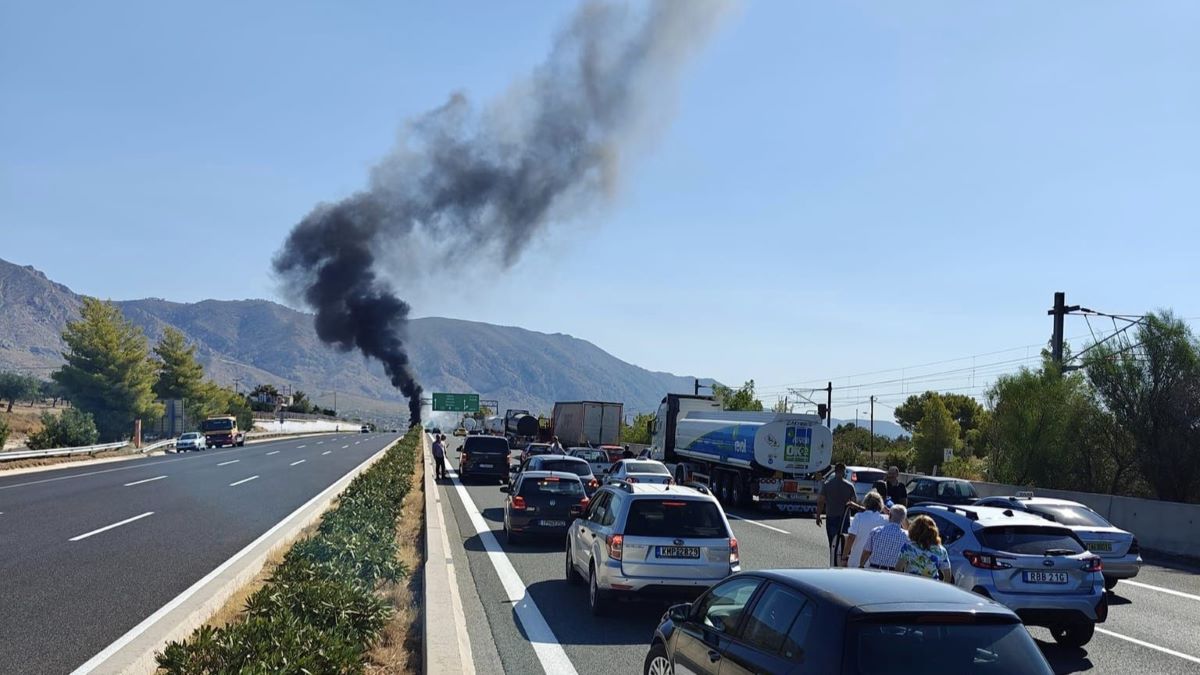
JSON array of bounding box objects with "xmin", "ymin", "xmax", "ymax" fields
[
  {"xmin": 569, "ymin": 447, "xmax": 611, "ymax": 476},
  {"xmin": 644, "ymin": 568, "xmax": 1054, "ymax": 675},
  {"xmin": 468, "ymin": 429, "xmax": 483, "ymax": 436},
  {"xmin": 453, "ymin": 427, "xmax": 467, "ymax": 437},
  {"xmin": 839, "ymin": 465, "xmax": 888, "ymax": 503},
  {"xmin": 201, "ymin": 416, "xmax": 246, "ymax": 448},
  {"xmin": 551, "ymin": 401, "xmax": 623, "ymax": 448},
  {"xmin": 598, "ymin": 444, "xmax": 626, "ymax": 462},
  {"xmin": 566, "ymin": 481, "xmax": 738, "ymax": 616},
  {"xmin": 909, "ymin": 503, "xmax": 1106, "ymax": 647},
  {"xmin": 513, "ymin": 454, "xmax": 599, "ymax": 495},
  {"xmin": 458, "ymin": 435, "xmax": 511, "ymax": 484},
  {"xmin": 974, "ymin": 494, "xmax": 1142, "ymax": 590},
  {"xmin": 605, "ymin": 459, "xmax": 673, "ymax": 486},
  {"xmin": 430, "ymin": 427, "xmax": 442, "ymax": 435},
  {"xmin": 360, "ymin": 424, "xmax": 370, "ymax": 433},
  {"xmin": 501, "ymin": 471, "xmax": 589, "ymax": 544},
  {"xmin": 906, "ymin": 475, "xmax": 979, "ymax": 507},
  {"xmin": 520, "ymin": 442, "xmax": 553, "ymax": 463},
  {"xmin": 175, "ymin": 431, "xmax": 206, "ymax": 452}
]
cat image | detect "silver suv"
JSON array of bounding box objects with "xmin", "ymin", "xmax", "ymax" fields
[
  {"xmin": 909, "ymin": 503, "xmax": 1107, "ymax": 647},
  {"xmin": 565, "ymin": 481, "xmax": 739, "ymax": 616}
]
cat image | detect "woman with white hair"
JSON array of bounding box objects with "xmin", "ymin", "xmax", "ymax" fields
[{"xmin": 843, "ymin": 491, "xmax": 887, "ymax": 568}]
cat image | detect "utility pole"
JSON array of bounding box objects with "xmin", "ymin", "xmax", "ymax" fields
[
  {"xmin": 1048, "ymin": 291, "xmax": 1080, "ymax": 366},
  {"xmin": 826, "ymin": 382, "xmax": 832, "ymax": 428},
  {"xmin": 694, "ymin": 378, "xmax": 700, "ymax": 395},
  {"xmin": 869, "ymin": 395, "xmax": 875, "ymax": 462}
]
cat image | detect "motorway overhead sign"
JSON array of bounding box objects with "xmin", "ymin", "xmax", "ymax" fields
[{"xmin": 432, "ymin": 393, "xmax": 480, "ymax": 412}]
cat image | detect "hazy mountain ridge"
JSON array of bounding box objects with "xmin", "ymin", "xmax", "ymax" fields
[{"xmin": 0, "ymin": 258, "xmax": 705, "ymax": 416}]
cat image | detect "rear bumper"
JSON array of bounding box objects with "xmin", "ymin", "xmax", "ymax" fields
[
  {"xmin": 508, "ymin": 515, "xmax": 575, "ymax": 536},
  {"xmin": 1101, "ymin": 557, "xmax": 1141, "ymax": 580},
  {"xmin": 989, "ymin": 591, "xmax": 1106, "ymax": 624},
  {"xmin": 597, "ymin": 559, "xmax": 736, "ymax": 594}
]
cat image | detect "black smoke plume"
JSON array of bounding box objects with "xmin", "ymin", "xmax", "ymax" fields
[{"xmin": 273, "ymin": 0, "xmax": 730, "ymax": 425}]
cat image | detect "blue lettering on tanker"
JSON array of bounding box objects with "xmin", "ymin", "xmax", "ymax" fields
[
  {"xmin": 684, "ymin": 426, "xmax": 754, "ymax": 460},
  {"xmin": 784, "ymin": 426, "xmax": 812, "ymax": 464}
]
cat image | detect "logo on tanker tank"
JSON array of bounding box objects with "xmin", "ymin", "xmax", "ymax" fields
[
  {"xmin": 766, "ymin": 433, "xmax": 779, "ymax": 448},
  {"xmin": 784, "ymin": 425, "xmax": 812, "ymax": 464}
]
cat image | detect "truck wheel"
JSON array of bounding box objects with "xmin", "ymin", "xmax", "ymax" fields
[
  {"xmin": 674, "ymin": 465, "xmax": 687, "ymax": 485},
  {"xmin": 730, "ymin": 477, "xmax": 744, "ymax": 507}
]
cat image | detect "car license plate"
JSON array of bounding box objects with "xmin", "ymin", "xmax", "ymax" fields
[
  {"xmin": 478, "ymin": 463, "xmax": 493, "ymax": 468},
  {"xmin": 656, "ymin": 546, "xmax": 700, "ymax": 559},
  {"xmin": 540, "ymin": 520, "xmax": 566, "ymax": 527},
  {"xmin": 1023, "ymin": 571, "xmax": 1068, "ymax": 584},
  {"xmin": 1086, "ymin": 541, "xmax": 1113, "ymax": 553}
]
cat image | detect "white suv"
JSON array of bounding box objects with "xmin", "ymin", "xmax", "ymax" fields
[{"xmin": 565, "ymin": 481, "xmax": 739, "ymax": 616}]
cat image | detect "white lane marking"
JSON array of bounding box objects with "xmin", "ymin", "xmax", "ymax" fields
[
  {"xmin": 1121, "ymin": 579, "xmax": 1200, "ymax": 602},
  {"xmin": 229, "ymin": 475, "xmax": 259, "ymax": 487},
  {"xmin": 446, "ymin": 468, "xmax": 579, "ymax": 675},
  {"xmin": 69, "ymin": 512, "xmax": 154, "ymax": 541},
  {"xmin": 290, "ymin": 460, "xmax": 306, "ymax": 466},
  {"xmin": 69, "ymin": 442, "xmax": 394, "ymax": 674},
  {"xmin": 727, "ymin": 513, "xmax": 790, "ymax": 534},
  {"xmin": 322, "ymin": 451, "xmax": 332, "ymax": 455},
  {"xmin": 123, "ymin": 475, "xmax": 167, "ymax": 487},
  {"xmin": 342, "ymin": 445, "xmax": 349, "ymax": 449},
  {"xmin": 217, "ymin": 460, "xmax": 240, "ymax": 466},
  {"xmin": 1096, "ymin": 627, "xmax": 1200, "ymax": 664},
  {"xmin": 316, "ymin": 441, "xmax": 323, "ymax": 445},
  {"xmin": 266, "ymin": 450, "xmax": 280, "ymax": 456},
  {"xmin": 297, "ymin": 445, "xmax": 307, "ymax": 449}
]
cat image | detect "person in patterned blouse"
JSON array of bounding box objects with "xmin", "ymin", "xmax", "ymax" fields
[{"xmin": 896, "ymin": 514, "xmax": 952, "ymax": 583}]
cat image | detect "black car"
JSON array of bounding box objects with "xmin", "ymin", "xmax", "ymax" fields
[
  {"xmin": 905, "ymin": 476, "xmax": 979, "ymax": 507},
  {"xmin": 458, "ymin": 435, "xmax": 511, "ymax": 483},
  {"xmin": 644, "ymin": 568, "xmax": 1053, "ymax": 675},
  {"xmin": 500, "ymin": 470, "xmax": 589, "ymax": 544},
  {"xmin": 511, "ymin": 454, "xmax": 599, "ymax": 495}
]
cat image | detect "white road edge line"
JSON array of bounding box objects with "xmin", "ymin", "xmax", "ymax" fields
[
  {"xmin": 322, "ymin": 451, "xmax": 332, "ymax": 455},
  {"xmin": 69, "ymin": 512, "xmax": 154, "ymax": 542},
  {"xmin": 447, "ymin": 468, "xmax": 579, "ymax": 675},
  {"xmin": 1096, "ymin": 627, "xmax": 1200, "ymax": 664},
  {"xmin": 427, "ymin": 437, "xmax": 476, "ymax": 672},
  {"xmin": 217, "ymin": 460, "xmax": 240, "ymax": 466},
  {"xmin": 266, "ymin": 450, "xmax": 280, "ymax": 456},
  {"xmin": 290, "ymin": 460, "xmax": 306, "ymax": 466},
  {"xmin": 727, "ymin": 513, "xmax": 790, "ymax": 534},
  {"xmin": 229, "ymin": 475, "xmax": 259, "ymax": 487},
  {"xmin": 69, "ymin": 442, "xmax": 393, "ymax": 675},
  {"xmin": 124, "ymin": 475, "xmax": 167, "ymax": 487},
  {"xmin": 1120, "ymin": 579, "xmax": 1200, "ymax": 602}
]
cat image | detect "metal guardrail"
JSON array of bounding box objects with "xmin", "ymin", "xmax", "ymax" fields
[
  {"xmin": 0, "ymin": 440, "xmax": 129, "ymax": 462},
  {"xmin": 140, "ymin": 438, "xmax": 176, "ymax": 453}
]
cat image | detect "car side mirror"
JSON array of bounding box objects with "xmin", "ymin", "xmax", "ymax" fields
[
  {"xmin": 499, "ymin": 486, "xmax": 510, "ymax": 493},
  {"xmin": 668, "ymin": 603, "xmax": 691, "ymax": 623}
]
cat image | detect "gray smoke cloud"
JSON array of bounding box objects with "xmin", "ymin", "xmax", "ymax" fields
[{"xmin": 273, "ymin": 0, "xmax": 731, "ymax": 425}]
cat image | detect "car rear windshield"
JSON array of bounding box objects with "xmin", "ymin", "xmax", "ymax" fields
[
  {"xmin": 1027, "ymin": 504, "xmax": 1111, "ymax": 528},
  {"xmin": 623, "ymin": 499, "xmax": 728, "ymax": 538},
  {"xmin": 519, "ymin": 477, "xmax": 584, "ymax": 497},
  {"xmin": 625, "ymin": 461, "xmax": 670, "ymax": 475},
  {"xmin": 851, "ymin": 469, "xmax": 887, "ymax": 484},
  {"xmin": 526, "ymin": 445, "xmax": 551, "ymax": 454},
  {"xmin": 977, "ymin": 526, "xmax": 1084, "ymax": 555},
  {"xmin": 847, "ymin": 621, "xmax": 1051, "ymax": 675},
  {"xmin": 573, "ymin": 450, "xmax": 608, "ymax": 462},
  {"xmin": 538, "ymin": 459, "xmax": 591, "ymax": 476},
  {"xmin": 465, "ymin": 437, "xmax": 510, "ymax": 454}
]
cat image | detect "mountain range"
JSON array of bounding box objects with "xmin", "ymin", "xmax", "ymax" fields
[{"xmin": 0, "ymin": 258, "xmax": 711, "ymax": 421}]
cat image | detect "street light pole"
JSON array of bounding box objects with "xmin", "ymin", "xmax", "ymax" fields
[{"xmin": 869, "ymin": 395, "xmax": 876, "ymax": 463}]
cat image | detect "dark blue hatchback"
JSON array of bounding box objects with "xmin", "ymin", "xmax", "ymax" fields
[{"xmin": 644, "ymin": 568, "xmax": 1053, "ymax": 675}]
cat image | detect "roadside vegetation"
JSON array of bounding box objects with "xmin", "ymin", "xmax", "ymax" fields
[{"xmin": 156, "ymin": 429, "xmax": 422, "ymax": 673}]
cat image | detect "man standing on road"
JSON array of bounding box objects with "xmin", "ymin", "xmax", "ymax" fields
[
  {"xmin": 549, "ymin": 436, "xmax": 564, "ymax": 453},
  {"xmin": 861, "ymin": 505, "xmax": 909, "ymax": 571},
  {"xmin": 815, "ymin": 462, "xmax": 856, "ymax": 564},
  {"xmin": 432, "ymin": 434, "xmax": 447, "ymax": 480},
  {"xmin": 885, "ymin": 466, "xmax": 908, "ymax": 506}
]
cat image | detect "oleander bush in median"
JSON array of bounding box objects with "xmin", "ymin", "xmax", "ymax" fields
[{"xmin": 157, "ymin": 429, "xmax": 419, "ymax": 674}]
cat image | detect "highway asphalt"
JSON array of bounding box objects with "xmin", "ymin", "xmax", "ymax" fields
[
  {"xmin": 0, "ymin": 431, "xmax": 400, "ymax": 675},
  {"xmin": 435, "ymin": 436, "xmax": 1200, "ymax": 675}
]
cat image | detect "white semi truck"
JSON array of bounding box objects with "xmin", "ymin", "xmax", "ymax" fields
[{"xmin": 649, "ymin": 394, "xmax": 834, "ymax": 512}]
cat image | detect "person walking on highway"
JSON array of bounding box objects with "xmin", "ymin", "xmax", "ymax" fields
[
  {"xmin": 844, "ymin": 491, "xmax": 888, "ymax": 568},
  {"xmin": 815, "ymin": 462, "xmax": 856, "ymax": 565},
  {"xmin": 432, "ymin": 434, "xmax": 447, "ymax": 480},
  {"xmin": 885, "ymin": 466, "xmax": 908, "ymax": 506},
  {"xmin": 549, "ymin": 436, "xmax": 564, "ymax": 453},
  {"xmin": 861, "ymin": 504, "xmax": 909, "ymax": 571},
  {"xmin": 896, "ymin": 515, "xmax": 952, "ymax": 583}
]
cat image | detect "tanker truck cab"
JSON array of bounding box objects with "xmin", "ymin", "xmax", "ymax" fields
[{"xmin": 650, "ymin": 394, "xmax": 833, "ymax": 512}]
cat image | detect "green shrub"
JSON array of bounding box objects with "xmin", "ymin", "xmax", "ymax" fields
[
  {"xmin": 940, "ymin": 455, "xmax": 987, "ymax": 481},
  {"xmin": 157, "ymin": 430, "xmax": 419, "ymax": 674},
  {"xmin": 26, "ymin": 408, "xmax": 100, "ymax": 450},
  {"xmin": 0, "ymin": 415, "xmax": 9, "ymax": 449},
  {"xmin": 882, "ymin": 446, "xmax": 917, "ymax": 472}
]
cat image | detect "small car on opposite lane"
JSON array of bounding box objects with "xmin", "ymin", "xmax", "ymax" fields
[{"xmin": 175, "ymin": 431, "xmax": 207, "ymax": 452}]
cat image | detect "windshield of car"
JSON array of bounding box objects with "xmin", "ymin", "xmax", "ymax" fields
[
  {"xmin": 201, "ymin": 418, "xmax": 233, "ymax": 431},
  {"xmin": 572, "ymin": 450, "xmax": 608, "ymax": 463},
  {"xmin": 977, "ymin": 526, "xmax": 1085, "ymax": 555},
  {"xmin": 1026, "ymin": 504, "xmax": 1112, "ymax": 528},
  {"xmin": 847, "ymin": 621, "xmax": 1051, "ymax": 675},
  {"xmin": 525, "ymin": 445, "xmax": 551, "ymax": 455},
  {"xmin": 465, "ymin": 437, "xmax": 510, "ymax": 454},
  {"xmin": 623, "ymin": 461, "xmax": 669, "ymax": 475},
  {"xmin": 518, "ymin": 477, "xmax": 584, "ymax": 497},
  {"xmin": 937, "ymin": 480, "xmax": 977, "ymax": 498},
  {"xmin": 623, "ymin": 499, "xmax": 727, "ymax": 538},
  {"xmin": 181, "ymin": 432, "xmax": 199, "ymax": 439},
  {"xmin": 537, "ymin": 459, "xmax": 591, "ymax": 476}
]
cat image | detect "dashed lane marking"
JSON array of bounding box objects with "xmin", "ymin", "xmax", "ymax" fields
[
  {"xmin": 1121, "ymin": 580, "xmax": 1200, "ymax": 602},
  {"xmin": 727, "ymin": 513, "xmax": 790, "ymax": 534},
  {"xmin": 229, "ymin": 475, "xmax": 259, "ymax": 487},
  {"xmin": 290, "ymin": 460, "xmax": 306, "ymax": 466},
  {"xmin": 217, "ymin": 460, "xmax": 240, "ymax": 466},
  {"xmin": 1096, "ymin": 627, "xmax": 1200, "ymax": 665},
  {"xmin": 69, "ymin": 512, "xmax": 154, "ymax": 542},
  {"xmin": 123, "ymin": 475, "xmax": 167, "ymax": 487}
]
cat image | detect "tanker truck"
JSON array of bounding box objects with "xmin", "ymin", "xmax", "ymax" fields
[
  {"xmin": 648, "ymin": 394, "xmax": 833, "ymax": 512},
  {"xmin": 504, "ymin": 409, "xmax": 540, "ymax": 448}
]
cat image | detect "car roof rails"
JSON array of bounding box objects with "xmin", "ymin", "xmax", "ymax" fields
[
  {"xmin": 683, "ymin": 482, "xmax": 710, "ymax": 495},
  {"xmin": 926, "ymin": 503, "xmax": 979, "ymax": 521},
  {"xmin": 604, "ymin": 479, "xmax": 636, "ymax": 493}
]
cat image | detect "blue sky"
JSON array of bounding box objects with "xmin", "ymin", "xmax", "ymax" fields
[{"xmin": 3, "ymin": 1, "xmax": 1198, "ymax": 413}]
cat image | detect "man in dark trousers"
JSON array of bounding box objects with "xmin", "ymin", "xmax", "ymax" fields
[
  {"xmin": 815, "ymin": 462, "xmax": 856, "ymax": 565},
  {"xmin": 432, "ymin": 433, "xmax": 447, "ymax": 480},
  {"xmin": 885, "ymin": 466, "xmax": 908, "ymax": 506}
]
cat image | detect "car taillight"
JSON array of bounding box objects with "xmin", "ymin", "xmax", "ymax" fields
[
  {"xmin": 1081, "ymin": 557, "xmax": 1103, "ymax": 573},
  {"xmin": 573, "ymin": 497, "xmax": 590, "ymax": 513},
  {"xmin": 512, "ymin": 496, "xmax": 527, "ymax": 510},
  {"xmin": 607, "ymin": 533, "xmax": 624, "ymax": 561},
  {"xmin": 963, "ymin": 550, "xmax": 1014, "ymax": 570},
  {"xmin": 460, "ymin": 452, "xmax": 469, "ymax": 463},
  {"xmin": 729, "ymin": 537, "xmax": 739, "ymax": 565},
  {"xmin": 1129, "ymin": 538, "xmax": 1140, "ymax": 555},
  {"xmin": 588, "ymin": 479, "xmax": 598, "ymax": 489}
]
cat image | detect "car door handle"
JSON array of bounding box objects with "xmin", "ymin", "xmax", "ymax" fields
[{"xmin": 707, "ymin": 650, "xmax": 721, "ymax": 663}]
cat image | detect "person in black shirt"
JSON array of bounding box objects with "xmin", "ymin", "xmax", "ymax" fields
[{"xmin": 886, "ymin": 466, "xmax": 908, "ymax": 506}]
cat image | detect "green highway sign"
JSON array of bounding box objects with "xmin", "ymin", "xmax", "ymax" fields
[{"xmin": 432, "ymin": 392, "xmax": 480, "ymax": 412}]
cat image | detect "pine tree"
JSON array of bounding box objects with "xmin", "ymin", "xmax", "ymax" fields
[{"xmin": 914, "ymin": 395, "xmax": 961, "ymax": 472}]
